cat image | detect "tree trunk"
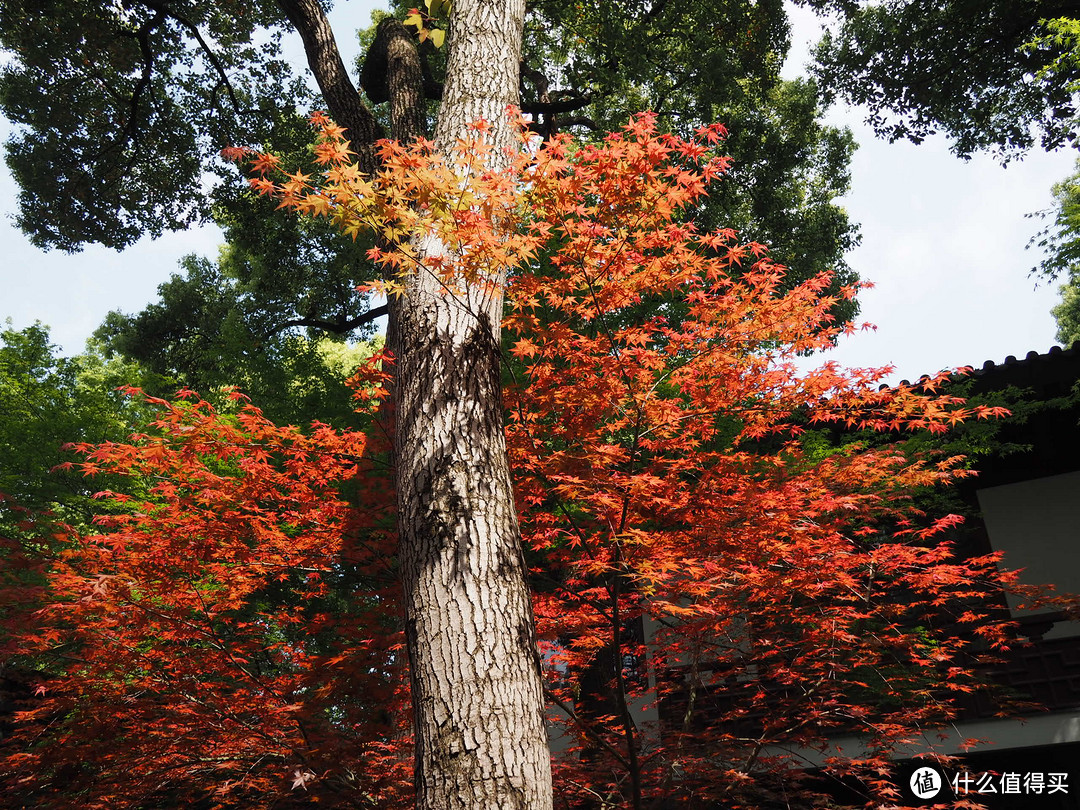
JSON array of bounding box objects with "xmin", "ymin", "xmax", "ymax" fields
[
  {"xmin": 284, "ymin": 0, "xmax": 552, "ymax": 805},
  {"xmin": 391, "ymin": 1, "xmax": 552, "ymax": 809},
  {"xmin": 392, "ymin": 262, "xmax": 553, "ymax": 809}
]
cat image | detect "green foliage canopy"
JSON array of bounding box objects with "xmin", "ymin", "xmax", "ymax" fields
[
  {"xmin": 2, "ymin": 0, "xmax": 861, "ymax": 331},
  {"xmin": 0, "ymin": 323, "xmax": 155, "ymax": 527},
  {"xmin": 808, "ymin": 0, "xmax": 1080, "ymax": 160},
  {"xmin": 518, "ymin": 0, "xmax": 860, "ymax": 317},
  {"xmin": 0, "ymin": 0, "xmax": 308, "ymax": 250}
]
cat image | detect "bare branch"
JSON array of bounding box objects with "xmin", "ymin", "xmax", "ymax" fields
[
  {"xmin": 264, "ymin": 304, "xmax": 390, "ymax": 339},
  {"xmin": 140, "ymin": 0, "xmax": 242, "ymax": 114}
]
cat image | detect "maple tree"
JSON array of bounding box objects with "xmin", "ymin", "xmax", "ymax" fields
[
  {"xmin": 2, "ymin": 113, "xmax": 1053, "ymax": 809},
  {"xmin": 0, "ymin": 6, "xmax": 867, "ymax": 799},
  {"xmin": 0, "ymin": 382, "xmax": 414, "ymax": 807},
  {"xmin": 3, "ymin": 0, "xmax": 861, "ymax": 369}
]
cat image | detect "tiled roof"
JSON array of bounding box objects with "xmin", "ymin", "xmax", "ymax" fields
[
  {"xmin": 971, "ymin": 341, "xmax": 1080, "ymax": 375},
  {"xmin": 965, "ymin": 341, "xmax": 1080, "ymax": 398},
  {"xmin": 895, "ymin": 342, "xmax": 1080, "ymax": 396}
]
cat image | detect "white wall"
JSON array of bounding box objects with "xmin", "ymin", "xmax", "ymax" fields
[{"xmin": 977, "ymin": 470, "xmax": 1080, "ymax": 639}]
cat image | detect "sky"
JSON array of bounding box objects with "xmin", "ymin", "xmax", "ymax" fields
[{"xmin": 1, "ymin": 1, "xmax": 1077, "ymax": 386}]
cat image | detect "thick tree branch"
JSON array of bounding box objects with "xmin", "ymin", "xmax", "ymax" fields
[
  {"xmin": 276, "ymin": 0, "xmax": 383, "ymax": 172},
  {"xmin": 519, "ymin": 63, "xmax": 594, "ymax": 138},
  {"xmin": 520, "ymin": 63, "xmax": 551, "ymax": 105},
  {"xmin": 264, "ymin": 304, "xmax": 389, "ymax": 339},
  {"xmin": 556, "ymin": 115, "xmax": 600, "ymax": 131},
  {"xmin": 520, "ymin": 96, "xmax": 593, "ymax": 116},
  {"xmin": 362, "ymin": 18, "xmax": 427, "ymax": 142},
  {"xmin": 384, "ymin": 21, "xmax": 427, "ymax": 143},
  {"xmin": 110, "ymin": 9, "xmax": 167, "ymax": 159}
]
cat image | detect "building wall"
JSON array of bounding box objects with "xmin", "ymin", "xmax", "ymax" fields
[{"xmin": 977, "ymin": 470, "xmax": 1080, "ymax": 640}]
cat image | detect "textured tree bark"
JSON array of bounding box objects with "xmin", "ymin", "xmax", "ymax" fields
[
  {"xmin": 383, "ymin": 19, "xmax": 427, "ymax": 144},
  {"xmin": 283, "ymin": 0, "xmax": 552, "ymax": 805},
  {"xmin": 362, "ymin": 18, "xmax": 431, "ymax": 143},
  {"xmin": 392, "ymin": 269, "xmax": 553, "ymax": 810},
  {"xmin": 276, "ymin": 0, "xmax": 383, "ymax": 173},
  {"xmin": 389, "ymin": 0, "xmax": 553, "ymax": 807}
]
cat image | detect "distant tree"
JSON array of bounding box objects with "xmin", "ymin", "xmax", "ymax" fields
[
  {"xmin": 1033, "ymin": 158, "xmax": 1080, "ymax": 278},
  {"xmin": 93, "ymin": 107, "xmax": 389, "ymax": 400},
  {"xmin": 1053, "ymin": 280, "xmax": 1080, "ymax": 344},
  {"xmin": 95, "ymin": 255, "xmax": 383, "ymax": 429},
  {"xmin": 1026, "ymin": 156, "xmax": 1080, "ymax": 344},
  {"xmin": 0, "ymin": 323, "xmax": 156, "ymax": 528}
]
